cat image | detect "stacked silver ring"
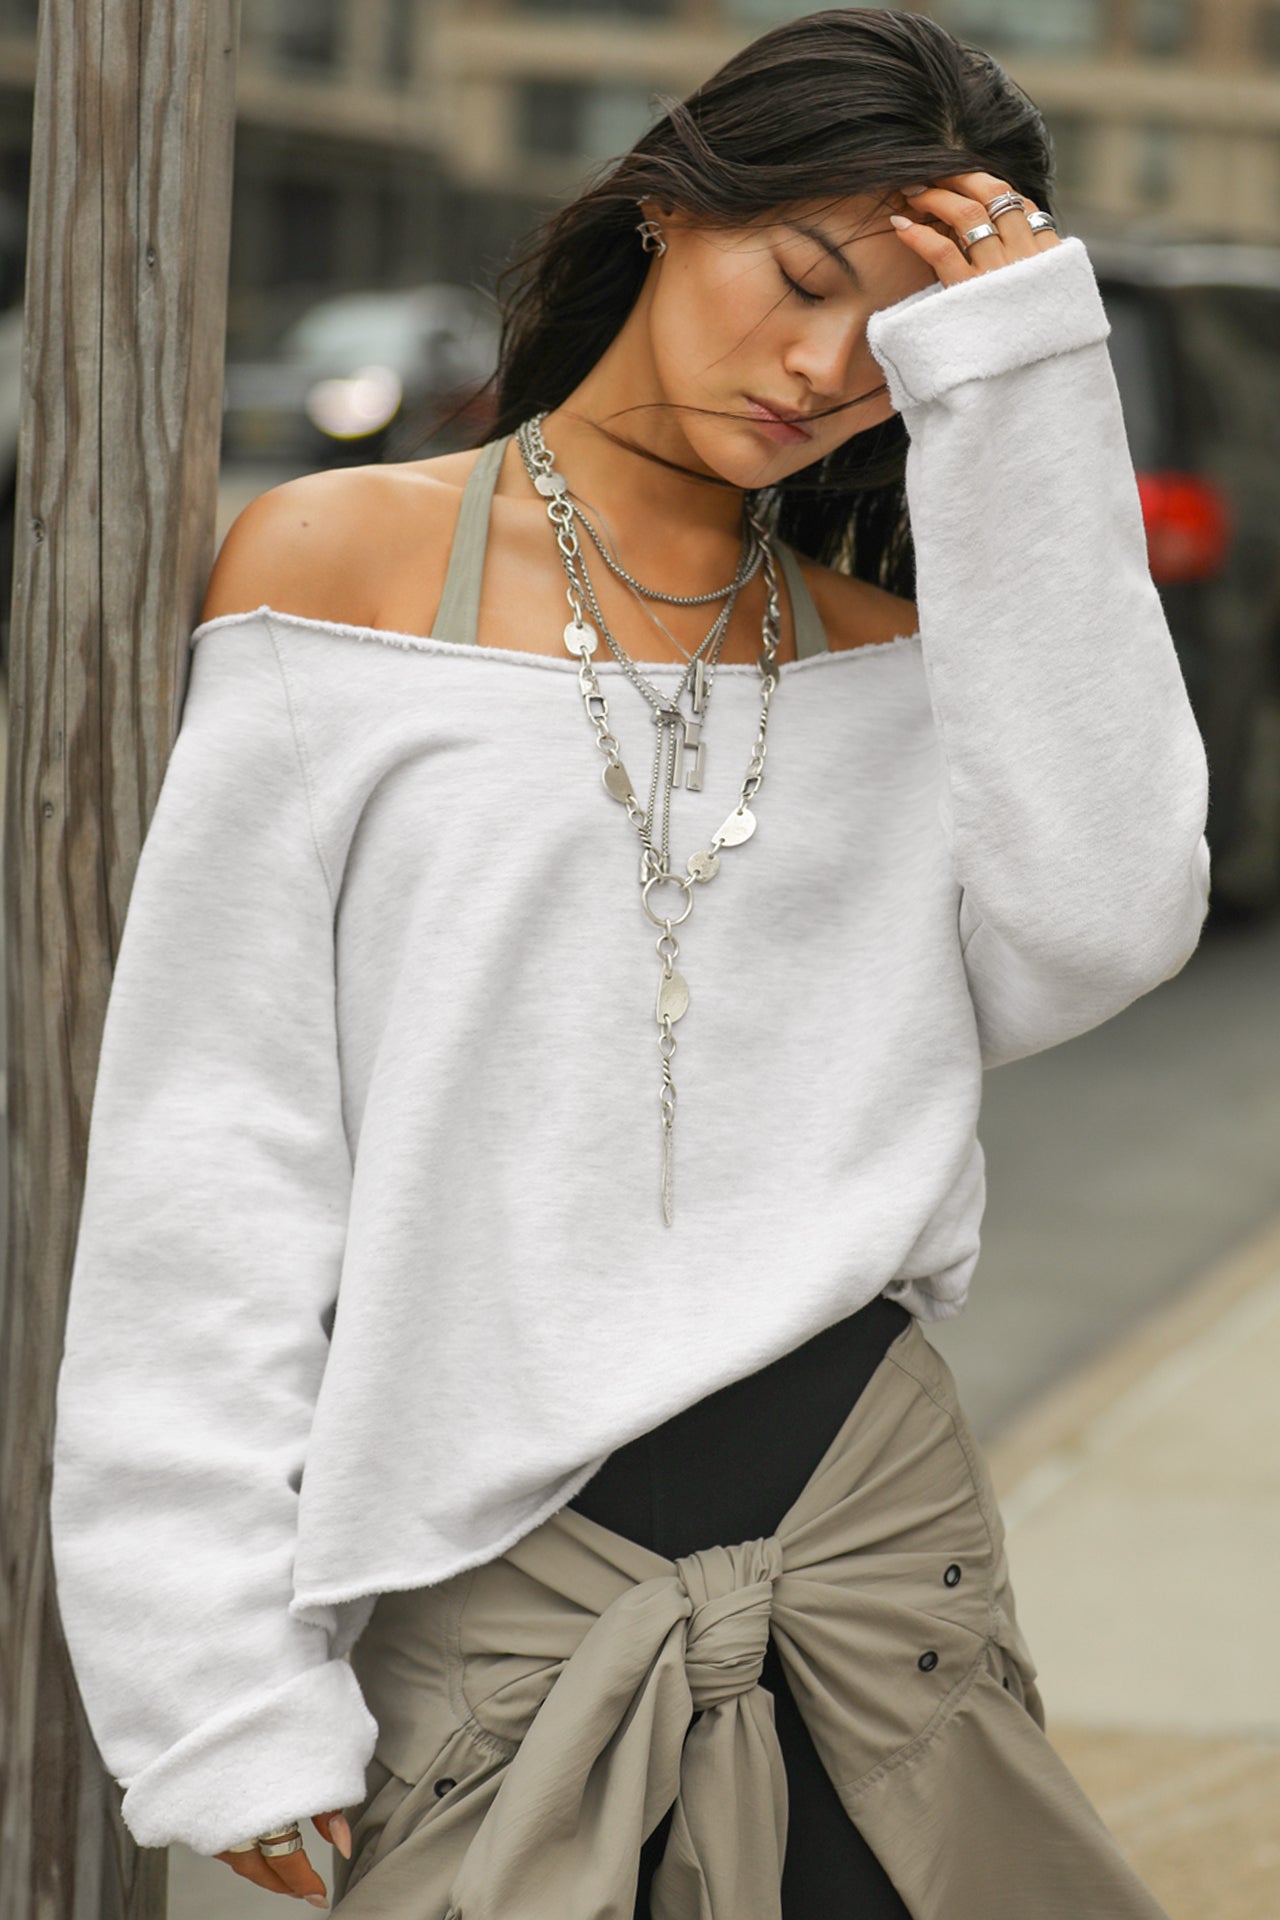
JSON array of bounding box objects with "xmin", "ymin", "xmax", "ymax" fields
[
  {"xmin": 962, "ymin": 202, "xmax": 1058, "ymax": 251},
  {"xmin": 226, "ymin": 1823, "xmax": 304, "ymax": 1857}
]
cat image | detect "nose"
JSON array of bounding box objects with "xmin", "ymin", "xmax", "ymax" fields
[{"xmin": 782, "ymin": 315, "xmax": 867, "ymax": 412}]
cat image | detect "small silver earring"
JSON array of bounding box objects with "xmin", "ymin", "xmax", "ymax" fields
[{"xmin": 636, "ymin": 218, "xmax": 667, "ymax": 255}]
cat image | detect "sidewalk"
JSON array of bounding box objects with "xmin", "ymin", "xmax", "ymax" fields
[{"xmin": 984, "ymin": 1208, "xmax": 1280, "ymax": 1920}]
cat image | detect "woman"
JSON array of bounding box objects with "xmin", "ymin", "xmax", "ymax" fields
[{"xmin": 49, "ymin": 8, "xmax": 1208, "ymax": 1917}]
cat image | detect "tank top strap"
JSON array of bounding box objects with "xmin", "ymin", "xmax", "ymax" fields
[
  {"xmin": 431, "ymin": 431, "xmax": 514, "ymax": 647},
  {"xmin": 774, "ymin": 541, "xmax": 830, "ymax": 660}
]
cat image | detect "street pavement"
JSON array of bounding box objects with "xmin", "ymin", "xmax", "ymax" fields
[{"xmin": 983, "ymin": 1207, "xmax": 1280, "ymax": 1920}]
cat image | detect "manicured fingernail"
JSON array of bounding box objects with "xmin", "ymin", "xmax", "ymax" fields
[
  {"xmin": 903, "ymin": 185, "xmax": 927, "ymax": 196},
  {"xmin": 305, "ymin": 1898, "xmax": 329, "ymax": 1910},
  {"xmin": 889, "ymin": 214, "xmax": 913, "ymax": 229},
  {"xmin": 332, "ymin": 1812, "xmax": 353, "ymax": 1859}
]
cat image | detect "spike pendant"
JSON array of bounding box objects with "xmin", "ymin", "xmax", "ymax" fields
[{"xmin": 516, "ymin": 408, "xmax": 783, "ymax": 1228}]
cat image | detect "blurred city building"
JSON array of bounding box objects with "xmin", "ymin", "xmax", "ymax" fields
[{"xmin": 0, "ymin": 0, "xmax": 1277, "ymax": 332}]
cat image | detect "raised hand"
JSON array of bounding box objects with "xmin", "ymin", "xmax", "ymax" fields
[{"xmin": 888, "ymin": 169, "xmax": 1061, "ymax": 285}]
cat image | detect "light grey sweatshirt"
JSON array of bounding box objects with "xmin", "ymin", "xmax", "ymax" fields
[{"xmin": 49, "ymin": 237, "xmax": 1211, "ymax": 1856}]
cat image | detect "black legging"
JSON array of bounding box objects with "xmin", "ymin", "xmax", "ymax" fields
[{"xmin": 566, "ymin": 1290, "xmax": 916, "ymax": 1920}]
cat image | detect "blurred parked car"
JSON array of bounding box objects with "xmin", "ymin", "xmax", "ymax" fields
[
  {"xmin": 1086, "ymin": 237, "xmax": 1280, "ymax": 916},
  {"xmin": 221, "ymin": 281, "xmax": 500, "ymax": 468}
]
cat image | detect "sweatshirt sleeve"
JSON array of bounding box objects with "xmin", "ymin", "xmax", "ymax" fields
[
  {"xmin": 865, "ymin": 236, "xmax": 1212, "ymax": 1069},
  {"xmin": 48, "ymin": 614, "xmax": 378, "ymax": 1857}
]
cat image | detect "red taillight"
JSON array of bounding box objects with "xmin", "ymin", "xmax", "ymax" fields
[{"xmin": 1134, "ymin": 471, "xmax": 1232, "ymax": 585}]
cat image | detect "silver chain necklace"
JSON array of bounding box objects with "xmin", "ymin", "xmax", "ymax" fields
[
  {"xmin": 574, "ymin": 496, "xmax": 764, "ymax": 605},
  {"xmin": 515, "ymin": 410, "xmax": 784, "ymax": 1226},
  {"xmin": 572, "ymin": 501, "xmax": 765, "ymax": 667},
  {"xmin": 515, "ymin": 417, "xmax": 760, "ymax": 786}
]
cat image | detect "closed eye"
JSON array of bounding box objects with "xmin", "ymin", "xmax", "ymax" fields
[{"xmin": 778, "ymin": 264, "xmax": 824, "ymax": 307}]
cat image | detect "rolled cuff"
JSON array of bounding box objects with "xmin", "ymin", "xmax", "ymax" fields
[
  {"xmin": 865, "ymin": 235, "xmax": 1111, "ymax": 411},
  {"xmin": 118, "ymin": 1657, "xmax": 378, "ymax": 1856}
]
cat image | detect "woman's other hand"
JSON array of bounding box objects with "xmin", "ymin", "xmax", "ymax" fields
[
  {"xmin": 215, "ymin": 1809, "xmax": 353, "ymax": 1904},
  {"xmin": 888, "ymin": 170, "xmax": 1061, "ymax": 285}
]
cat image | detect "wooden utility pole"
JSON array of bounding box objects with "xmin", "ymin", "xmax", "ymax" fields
[{"xmin": 1, "ymin": 4, "xmax": 240, "ymax": 1916}]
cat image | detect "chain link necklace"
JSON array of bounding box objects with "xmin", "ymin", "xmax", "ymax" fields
[
  {"xmin": 515, "ymin": 410, "xmax": 785, "ymax": 1226},
  {"xmin": 515, "ymin": 419, "xmax": 760, "ymax": 788},
  {"xmin": 573, "ymin": 500, "xmax": 765, "ymax": 668}
]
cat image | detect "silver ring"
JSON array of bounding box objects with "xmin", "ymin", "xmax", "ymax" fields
[
  {"xmin": 984, "ymin": 191, "xmax": 1026, "ymax": 219},
  {"xmin": 961, "ymin": 222, "xmax": 999, "ymax": 249},
  {"xmin": 258, "ymin": 1827, "xmax": 305, "ymax": 1859},
  {"xmin": 227, "ymin": 1840, "xmax": 261, "ymax": 1854},
  {"xmin": 1026, "ymin": 210, "xmax": 1057, "ymax": 233}
]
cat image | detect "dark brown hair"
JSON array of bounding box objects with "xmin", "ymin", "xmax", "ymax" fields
[{"xmin": 425, "ymin": 7, "xmax": 1055, "ymax": 598}]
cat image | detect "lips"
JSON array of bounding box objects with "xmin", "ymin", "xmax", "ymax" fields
[
  {"xmin": 744, "ymin": 396, "xmax": 815, "ymax": 444},
  {"xmin": 746, "ymin": 395, "xmax": 813, "ymax": 429}
]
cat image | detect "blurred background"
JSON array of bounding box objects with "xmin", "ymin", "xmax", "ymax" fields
[{"xmin": 1, "ymin": 3, "xmax": 1277, "ymax": 1916}]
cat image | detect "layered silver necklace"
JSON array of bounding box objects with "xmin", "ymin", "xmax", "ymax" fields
[{"xmin": 514, "ymin": 410, "xmax": 785, "ymax": 1225}]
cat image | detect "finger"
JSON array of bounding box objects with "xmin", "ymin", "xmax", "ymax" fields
[
  {"xmin": 265, "ymin": 1835, "xmax": 328, "ymax": 1903},
  {"xmin": 902, "ymin": 185, "xmax": 1033, "ymax": 262},
  {"xmin": 927, "ymin": 173, "xmax": 1042, "ymax": 259},
  {"xmin": 313, "ymin": 1809, "xmax": 353, "ymax": 1860},
  {"xmin": 887, "ymin": 214, "xmax": 975, "ymax": 287},
  {"xmin": 214, "ymin": 1847, "xmax": 302, "ymax": 1895}
]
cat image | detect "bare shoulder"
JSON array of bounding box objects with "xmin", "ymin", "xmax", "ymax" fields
[
  {"xmin": 799, "ymin": 553, "xmax": 919, "ymax": 653},
  {"xmin": 197, "ymin": 454, "xmax": 473, "ymax": 629}
]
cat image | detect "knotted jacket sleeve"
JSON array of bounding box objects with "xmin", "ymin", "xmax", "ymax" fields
[
  {"xmin": 49, "ymin": 615, "xmax": 378, "ymax": 1856},
  {"xmin": 865, "ymin": 236, "xmax": 1211, "ymax": 1068}
]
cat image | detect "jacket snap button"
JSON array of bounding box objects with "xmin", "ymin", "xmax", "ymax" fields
[
  {"xmin": 433, "ymin": 1776, "xmax": 458, "ymax": 1798},
  {"xmin": 917, "ymin": 1650, "xmax": 939, "ymax": 1672},
  {"xmin": 944, "ymin": 1563, "xmax": 962, "ymax": 1586}
]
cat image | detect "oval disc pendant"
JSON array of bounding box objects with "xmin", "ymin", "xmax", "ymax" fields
[
  {"xmin": 714, "ymin": 806, "xmax": 756, "ymax": 849},
  {"xmin": 602, "ymin": 761, "xmax": 632, "ymax": 802},
  {"xmin": 564, "ymin": 619, "xmax": 598, "ymax": 656},
  {"xmin": 656, "ymin": 969, "xmax": 689, "ymax": 1025},
  {"xmin": 535, "ymin": 471, "xmax": 567, "ymax": 496},
  {"xmin": 687, "ymin": 849, "xmax": 719, "ymax": 882}
]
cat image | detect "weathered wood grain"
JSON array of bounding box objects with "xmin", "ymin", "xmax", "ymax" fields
[{"xmin": 1, "ymin": 5, "xmax": 240, "ymax": 1915}]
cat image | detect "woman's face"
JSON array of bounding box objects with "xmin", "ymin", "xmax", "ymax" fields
[{"xmin": 637, "ymin": 191, "xmax": 939, "ymax": 488}]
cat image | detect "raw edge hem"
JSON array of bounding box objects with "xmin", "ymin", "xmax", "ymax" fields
[{"xmin": 288, "ymin": 1447, "xmax": 614, "ymax": 1622}]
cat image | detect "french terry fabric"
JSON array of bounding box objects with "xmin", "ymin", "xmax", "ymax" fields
[{"xmin": 48, "ymin": 236, "xmax": 1212, "ymax": 1856}]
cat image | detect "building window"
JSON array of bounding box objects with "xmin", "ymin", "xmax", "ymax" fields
[
  {"xmin": 720, "ymin": 0, "xmax": 830, "ymax": 21},
  {"xmin": 1133, "ymin": 122, "xmax": 1178, "ymax": 205},
  {"xmin": 0, "ymin": 0, "xmax": 39, "ymax": 32},
  {"xmin": 516, "ymin": 0, "xmax": 674, "ymax": 13},
  {"xmin": 266, "ymin": 0, "xmax": 343, "ymax": 76},
  {"xmin": 384, "ymin": 0, "xmax": 417, "ymax": 88},
  {"xmin": 1259, "ymin": 3, "xmax": 1280, "ymax": 62},
  {"xmin": 1134, "ymin": 0, "xmax": 1195, "ymax": 56},
  {"xmin": 582, "ymin": 85, "xmax": 664, "ymax": 161},
  {"xmin": 1046, "ymin": 111, "xmax": 1089, "ymax": 197},
  {"xmin": 517, "ymin": 80, "xmax": 661, "ymax": 163},
  {"xmin": 933, "ymin": 0, "xmax": 1105, "ymax": 57},
  {"xmin": 268, "ymin": 178, "xmax": 338, "ymax": 287},
  {"xmin": 518, "ymin": 80, "xmax": 582, "ymax": 161}
]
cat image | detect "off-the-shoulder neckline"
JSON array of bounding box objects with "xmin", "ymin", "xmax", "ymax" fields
[{"xmin": 190, "ymin": 603, "xmax": 920, "ymax": 673}]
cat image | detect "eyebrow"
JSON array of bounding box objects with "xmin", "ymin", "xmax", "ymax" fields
[{"xmin": 781, "ymin": 220, "xmax": 861, "ymax": 284}]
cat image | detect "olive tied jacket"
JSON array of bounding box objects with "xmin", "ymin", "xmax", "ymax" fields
[{"xmin": 337, "ymin": 1319, "xmax": 1171, "ymax": 1919}]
